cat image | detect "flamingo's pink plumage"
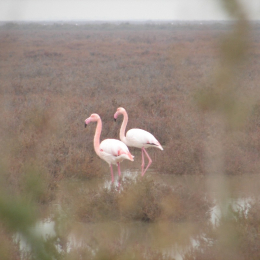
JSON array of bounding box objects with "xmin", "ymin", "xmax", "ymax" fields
[
  {"xmin": 114, "ymin": 107, "xmax": 163, "ymax": 176},
  {"xmin": 85, "ymin": 113, "xmax": 134, "ymax": 182}
]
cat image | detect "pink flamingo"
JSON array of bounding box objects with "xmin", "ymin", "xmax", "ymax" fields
[
  {"xmin": 85, "ymin": 113, "xmax": 134, "ymax": 183},
  {"xmin": 114, "ymin": 107, "xmax": 163, "ymax": 176}
]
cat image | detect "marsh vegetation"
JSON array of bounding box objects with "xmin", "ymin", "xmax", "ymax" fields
[{"xmin": 1, "ymin": 12, "xmax": 260, "ymax": 260}]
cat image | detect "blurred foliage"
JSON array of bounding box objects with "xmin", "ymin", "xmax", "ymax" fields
[
  {"xmin": 196, "ymin": 0, "xmax": 252, "ymax": 129},
  {"xmin": 0, "ymin": 101, "xmax": 60, "ymax": 259},
  {"xmin": 0, "ymin": 163, "xmax": 60, "ymax": 260},
  {"xmin": 193, "ymin": 1, "xmax": 260, "ymax": 260}
]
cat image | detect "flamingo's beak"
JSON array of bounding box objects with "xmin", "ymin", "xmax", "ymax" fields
[
  {"xmin": 114, "ymin": 111, "xmax": 118, "ymax": 122},
  {"xmin": 84, "ymin": 123, "xmax": 87, "ymax": 128}
]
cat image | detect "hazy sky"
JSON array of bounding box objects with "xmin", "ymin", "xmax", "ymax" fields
[{"xmin": 1, "ymin": 0, "xmax": 260, "ymax": 21}]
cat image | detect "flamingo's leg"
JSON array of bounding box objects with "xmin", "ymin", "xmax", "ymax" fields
[
  {"xmin": 141, "ymin": 148, "xmax": 145, "ymax": 175},
  {"xmin": 117, "ymin": 162, "xmax": 121, "ymax": 189},
  {"xmin": 117, "ymin": 162, "xmax": 121, "ymax": 177},
  {"xmin": 110, "ymin": 164, "xmax": 114, "ymax": 183},
  {"xmin": 142, "ymin": 148, "xmax": 152, "ymax": 176}
]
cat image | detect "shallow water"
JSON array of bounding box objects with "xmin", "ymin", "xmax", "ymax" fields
[{"xmin": 15, "ymin": 170, "xmax": 260, "ymax": 259}]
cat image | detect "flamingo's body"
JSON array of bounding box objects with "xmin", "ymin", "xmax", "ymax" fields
[
  {"xmin": 85, "ymin": 113, "xmax": 134, "ymax": 182},
  {"xmin": 114, "ymin": 107, "xmax": 163, "ymax": 176}
]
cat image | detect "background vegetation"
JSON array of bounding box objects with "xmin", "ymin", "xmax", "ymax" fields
[{"xmin": 1, "ymin": 1, "xmax": 260, "ymax": 259}]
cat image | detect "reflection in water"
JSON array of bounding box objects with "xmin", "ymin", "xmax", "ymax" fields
[
  {"xmin": 14, "ymin": 219, "xmax": 56, "ymax": 258},
  {"xmin": 103, "ymin": 169, "xmax": 140, "ymax": 189},
  {"xmin": 211, "ymin": 197, "xmax": 253, "ymax": 226},
  {"xmin": 65, "ymin": 221, "xmax": 193, "ymax": 259}
]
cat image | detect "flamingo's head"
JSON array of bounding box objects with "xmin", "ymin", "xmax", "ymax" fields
[
  {"xmin": 114, "ymin": 107, "xmax": 126, "ymax": 121},
  {"xmin": 85, "ymin": 113, "xmax": 100, "ymax": 128}
]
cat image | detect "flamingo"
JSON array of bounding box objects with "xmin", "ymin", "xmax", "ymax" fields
[
  {"xmin": 114, "ymin": 107, "xmax": 163, "ymax": 176},
  {"xmin": 85, "ymin": 113, "xmax": 134, "ymax": 183}
]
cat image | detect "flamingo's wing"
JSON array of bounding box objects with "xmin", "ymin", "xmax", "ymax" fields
[
  {"xmin": 126, "ymin": 128, "xmax": 163, "ymax": 149},
  {"xmin": 100, "ymin": 139, "xmax": 126, "ymax": 155},
  {"xmin": 100, "ymin": 139, "xmax": 134, "ymax": 162}
]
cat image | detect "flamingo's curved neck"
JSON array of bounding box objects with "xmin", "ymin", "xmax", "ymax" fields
[
  {"xmin": 120, "ymin": 110, "xmax": 128, "ymax": 143},
  {"xmin": 94, "ymin": 118, "xmax": 102, "ymax": 155}
]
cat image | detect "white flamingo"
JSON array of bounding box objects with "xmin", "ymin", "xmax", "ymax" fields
[
  {"xmin": 85, "ymin": 113, "xmax": 134, "ymax": 182},
  {"xmin": 114, "ymin": 107, "xmax": 163, "ymax": 176}
]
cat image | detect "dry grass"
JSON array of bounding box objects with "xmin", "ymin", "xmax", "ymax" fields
[{"xmin": 1, "ymin": 20, "xmax": 260, "ymax": 259}]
